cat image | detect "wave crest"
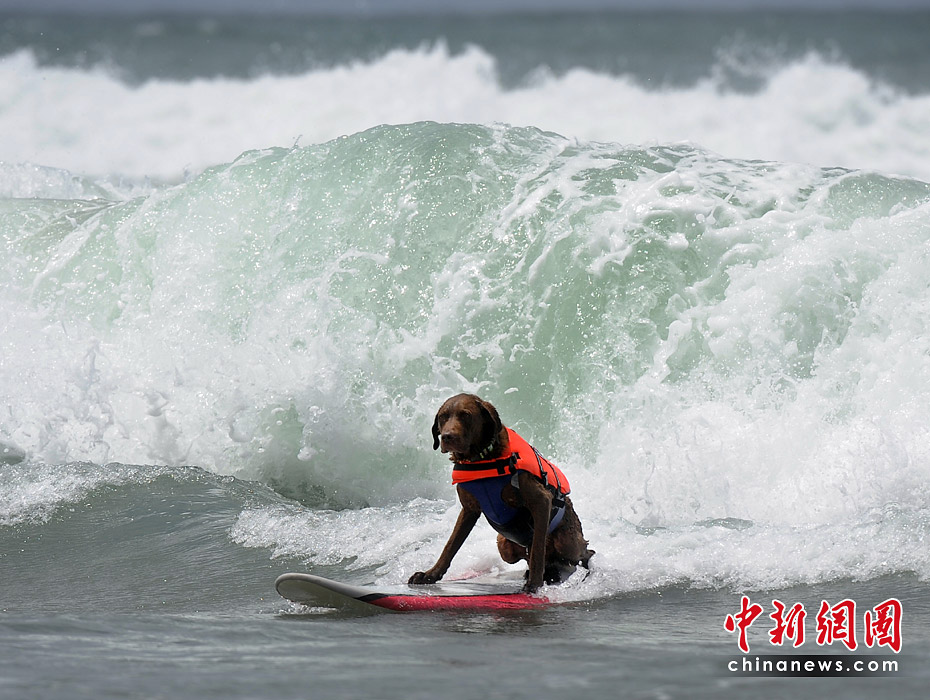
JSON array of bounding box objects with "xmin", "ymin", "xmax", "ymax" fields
[{"xmin": 2, "ymin": 44, "xmax": 929, "ymax": 182}]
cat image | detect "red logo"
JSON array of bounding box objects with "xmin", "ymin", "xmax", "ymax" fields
[
  {"xmin": 769, "ymin": 600, "xmax": 806, "ymax": 648},
  {"xmin": 816, "ymin": 599, "xmax": 857, "ymax": 651},
  {"xmin": 724, "ymin": 596, "xmax": 764, "ymax": 653},
  {"xmin": 725, "ymin": 596, "xmax": 902, "ymax": 654},
  {"xmin": 864, "ymin": 598, "xmax": 903, "ymax": 653}
]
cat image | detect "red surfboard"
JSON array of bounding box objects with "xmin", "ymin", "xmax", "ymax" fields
[{"xmin": 274, "ymin": 572, "xmax": 550, "ymax": 612}]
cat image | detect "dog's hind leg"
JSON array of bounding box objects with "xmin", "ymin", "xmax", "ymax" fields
[{"xmin": 497, "ymin": 534, "xmax": 527, "ymax": 564}]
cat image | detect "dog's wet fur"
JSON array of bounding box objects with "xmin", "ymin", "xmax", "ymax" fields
[{"xmin": 409, "ymin": 393, "xmax": 593, "ymax": 593}]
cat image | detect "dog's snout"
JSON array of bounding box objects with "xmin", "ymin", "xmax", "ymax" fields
[{"xmin": 438, "ymin": 427, "xmax": 461, "ymax": 453}]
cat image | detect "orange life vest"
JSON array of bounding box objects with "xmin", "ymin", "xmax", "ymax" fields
[{"xmin": 451, "ymin": 428, "xmax": 571, "ymax": 498}]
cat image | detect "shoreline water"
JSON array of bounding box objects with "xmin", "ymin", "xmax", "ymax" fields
[{"xmin": 2, "ymin": 570, "xmax": 925, "ymax": 699}]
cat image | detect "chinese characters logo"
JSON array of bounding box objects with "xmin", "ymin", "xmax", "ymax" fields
[{"xmin": 724, "ymin": 596, "xmax": 902, "ymax": 654}]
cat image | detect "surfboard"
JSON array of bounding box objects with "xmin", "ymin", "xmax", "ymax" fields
[{"xmin": 274, "ymin": 571, "xmax": 551, "ymax": 611}]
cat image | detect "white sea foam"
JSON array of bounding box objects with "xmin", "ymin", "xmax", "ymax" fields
[{"xmin": 1, "ymin": 46, "xmax": 929, "ymax": 183}]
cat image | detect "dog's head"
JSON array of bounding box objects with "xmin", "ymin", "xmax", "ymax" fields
[{"xmin": 432, "ymin": 393, "xmax": 503, "ymax": 461}]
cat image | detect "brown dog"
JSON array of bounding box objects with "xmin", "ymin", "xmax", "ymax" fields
[{"xmin": 409, "ymin": 393, "xmax": 593, "ymax": 593}]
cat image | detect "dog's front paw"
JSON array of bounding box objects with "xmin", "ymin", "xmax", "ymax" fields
[
  {"xmin": 408, "ymin": 570, "xmax": 440, "ymax": 585},
  {"xmin": 522, "ymin": 580, "xmax": 541, "ymax": 594}
]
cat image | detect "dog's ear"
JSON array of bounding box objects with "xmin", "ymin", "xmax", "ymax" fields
[
  {"xmin": 476, "ymin": 397, "xmax": 502, "ymax": 446},
  {"xmin": 432, "ymin": 411, "xmax": 441, "ymax": 450}
]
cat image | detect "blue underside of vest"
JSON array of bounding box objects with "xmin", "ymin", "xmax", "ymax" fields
[{"xmin": 459, "ymin": 474, "xmax": 565, "ymax": 548}]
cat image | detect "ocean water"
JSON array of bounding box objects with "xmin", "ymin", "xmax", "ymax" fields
[{"xmin": 2, "ymin": 8, "xmax": 930, "ymax": 699}]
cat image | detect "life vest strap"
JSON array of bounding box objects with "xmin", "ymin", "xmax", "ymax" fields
[
  {"xmin": 451, "ymin": 454, "xmax": 516, "ymax": 483},
  {"xmin": 451, "ymin": 429, "xmax": 571, "ymax": 498}
]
